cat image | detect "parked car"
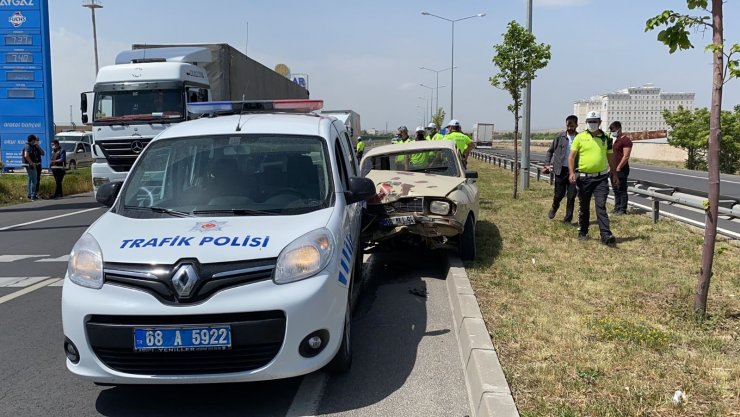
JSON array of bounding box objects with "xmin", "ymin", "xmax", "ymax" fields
[
  {"xmin": 58, "ymin": 141, "xmax": 93, "ymax": 170},
  {"xmin": 360, "ymin": 140, "xmax": 480, "ymax": 260},
  {"xmin": 54, "ymin": 130, "xmax": 93, "ymax": 145}
]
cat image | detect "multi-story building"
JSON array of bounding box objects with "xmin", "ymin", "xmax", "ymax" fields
[{"xmin": 574, "ymin": 83, "xmax": 695, "ymax": 134}]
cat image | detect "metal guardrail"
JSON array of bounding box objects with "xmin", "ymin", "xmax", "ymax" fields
[{"xmin": 471, "ymin": 150, "xmax": 740, "ymax": 239}]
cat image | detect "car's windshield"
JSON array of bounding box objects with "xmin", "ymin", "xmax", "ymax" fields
[
  {"xmin": 119, "ymin": 134, "xmax": 332, "ymax": 218},
  {"xmin": 93, "ymin": 89, "xmax": 184, "ymax": 123},
  {"xmin": 58, "ymin": 142, "xmax": 77, "ymax": 153},
  {"xmin": 361, "ymin": 148, "xmax": 460, "ymax": 177}
]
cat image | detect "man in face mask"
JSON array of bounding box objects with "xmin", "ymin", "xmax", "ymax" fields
[
  {"xmin": 545, "ymin": 115, "xmax": 579, "ymax": 223},
  {"xmin": 609, "ymin": 121, "xmax": 632, "ymax": 215},
  {"xmin": 567, "ymin": 111, "xmax": 619, "ymax": 245}
]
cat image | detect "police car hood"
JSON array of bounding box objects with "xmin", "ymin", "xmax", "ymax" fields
[
  {"xmin": 365, "ymin": 170, "xmax": 465, "ymax": 203},
  {"xmin": 89, "ymin": 208, "xmax": 334, "ymax": 264}
]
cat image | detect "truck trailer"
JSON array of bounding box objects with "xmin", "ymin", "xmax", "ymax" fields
[
  {"xmin": 320, "ymin": 110, "xmax": 361, "ymax": 139},
  {"xmin": 472, "ymin": 123, "xmax": 495, "ymax": 146},
  {"xmin": 81, "ymin": 44, "xmax": 308, "ymax": 194}
]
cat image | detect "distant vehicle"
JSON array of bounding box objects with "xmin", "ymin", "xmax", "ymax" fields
[
  {"xmin": 473, "ymin": 123, "xmax": 494, "ymax": 146},
  {"xmin": 54, "ymin": 130, "xmax": 93, "ymax": 145},
  {"xmin": 58, "ymin": 141, "xmax": 93, "ymax": 170},
  {"xmin": 321, "ymin": 110, "xmax": 361, "ymax": 140},
  {"xmin": 81, "ymin": 44, "xmax": 309, "ymax": 196},
  {"xmin": 360, "ymin": 140, "xmax": 480, "ymax": 260}
]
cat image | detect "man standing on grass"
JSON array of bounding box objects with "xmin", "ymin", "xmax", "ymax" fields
[
  {"xmin": 568, "ymin": 111, "xmax": 618, "ymax": 245},
  {"xmin": 22, "ymin": 134, "xmax": 41, "ymax": 201},
  {"xmin": 545, "ymin": 115, "xmax": 579, "ymax": 223},
  {"xmin": 609, "ymin": 121, "xmax": 632, "ymax": 215}
]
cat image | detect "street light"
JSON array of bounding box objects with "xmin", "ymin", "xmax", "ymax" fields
[
  {"xmin": 421, "ymin": 11, "xmax": 485, "ymax": 120},
  {"xmin": 417, "ymin": 97, "xmax": 429, "ymax": 126},
  {"xmin": 419, "ymin": 66, "xmax": 455, "ymax": 115},
  {"xmin": 82, "ymin": 0, "xmax": 103, "ymax": 76},
  {"xmin": 419, "ymin": 84, "xmax": 435, "ymax": 124}
]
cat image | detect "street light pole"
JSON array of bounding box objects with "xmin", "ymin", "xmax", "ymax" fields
[
  {"xmin": 521, "ymin": 0, "xmax": 533, "ymax": 190},
  {"xmin": 419, "ymin": 84, "xmax": 435, "ymax": 125},
  {"xmin": 82, "ymin": 0, "xmax": 103, "ymax": 76},
  {"xmin": 419, "ymin": 66, "xmax": 454, "ymax": 118},
  {"xmin": 421, "ymin": 12, "xmax": 485, "ymax": 120}
]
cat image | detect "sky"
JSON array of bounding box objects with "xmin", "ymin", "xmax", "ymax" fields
[{"xmin": 49, "ymin": 0, "xmax": 739, "ymax": 133}]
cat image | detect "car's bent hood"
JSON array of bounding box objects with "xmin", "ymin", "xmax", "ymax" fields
[
  {"xmin": 365, "ymin": 170, "xmax": 464, "ymax": 203},
  {"xmin": 88, "ymin": 208, "xmax": 334, "ymax": 264}
]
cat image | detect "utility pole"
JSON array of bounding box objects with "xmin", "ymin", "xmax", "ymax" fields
[
  {"xmin": 82, "ymin": 0, "xmax": 103, "ymax": 76},
  {"xmin": 520, "ymin": 0, "xmax": 533, "ymax": 190}
]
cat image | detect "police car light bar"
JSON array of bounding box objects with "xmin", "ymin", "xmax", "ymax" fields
[{"xmin": 188, "ymin": 100, "xmax": 323, "ymax": 116}]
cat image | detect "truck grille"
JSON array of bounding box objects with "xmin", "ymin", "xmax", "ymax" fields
[
  {"xmin": 86, "ymin": 311, "xmax": 285, "ymax": 375},
  {"xmin": 96, "ymin": 138, "xmax": 153, "ymax": 172},
  {"xmin": 387, "ymin": 197, "xmax": 424, "ymax": 214}
]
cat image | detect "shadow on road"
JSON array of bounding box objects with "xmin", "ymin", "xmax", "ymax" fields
[
  {"xmin": 0, "ymin": 200, "xmax": 102, "ymax": 213},
  {"xmin": 95, "ymin": 379, "xmax": 300, "ymax": 417}
]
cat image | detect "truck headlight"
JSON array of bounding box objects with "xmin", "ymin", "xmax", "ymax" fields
[
  {"xmin": 274, "ymin": 228, "xmax": 334, "ymax": 284},
  {"xmin": 429, "ymin": 200, "xmax": 452, "ymax": 215},
  {"xmin": 67, "ymin": 233, "xmax": 104, "ymax": 289}
]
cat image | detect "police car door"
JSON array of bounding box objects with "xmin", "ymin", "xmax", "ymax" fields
[{"xmin": 333, "ymin": 124, "xmax": 362, "ymax": 262}]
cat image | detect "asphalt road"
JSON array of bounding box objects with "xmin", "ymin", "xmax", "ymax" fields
[
  {"xmin": 488, "ymin": 149, "xmax": 740, "ymax": 199},
  {"xmin": 0, "ymin": 195, "xmax": 470, "ymax": 417}
]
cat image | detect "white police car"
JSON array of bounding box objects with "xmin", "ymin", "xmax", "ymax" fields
[{"xmin": 61, "ymin": 100, "xmax": 375, "ymax": 384}]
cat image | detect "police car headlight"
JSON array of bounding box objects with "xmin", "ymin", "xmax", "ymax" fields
[
  {"xmin": 67, "ymin": 233, "xmax": 104, "ymax": 289},
  {"xmin": 429, "ymin": 200, "xmax": 452, "ymax": 215},
  {"xmin": 274, "ymin": 228, "xmax": 334, "ymax": 284}
]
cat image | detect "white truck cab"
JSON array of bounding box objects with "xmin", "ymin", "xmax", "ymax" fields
[
  {"xmin": 83, "ymin": 47, "xmax": 212, "ymax": 194},
  {"xmin": 62, "ymin": 100, "xmax": 375, "ymax": 384}
]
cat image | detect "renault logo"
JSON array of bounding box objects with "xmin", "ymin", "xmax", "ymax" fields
[
  {"xmin": 171, "ymin": 264, "xmax": 199, "ymax": 298},
  {"xmin": 131, "ymin": 140, "xmax": 145, "ymax": 153}
]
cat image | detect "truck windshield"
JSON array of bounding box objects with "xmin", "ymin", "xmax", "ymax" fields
[
  {"xmin": 93, "ymin": 89, "xmax": 184, "ymax": 123},
  {"xmin": 118, "ymin": 134, "xmax": 332, "ymax": 217}
]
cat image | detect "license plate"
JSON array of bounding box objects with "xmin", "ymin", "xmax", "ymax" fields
[
  {"xmin": 133, "ymin": 325, "xmax": 232, "ymax": 352},
  {"xmin": 381, "ymin": 215, "xmax": 415, "ymax": 226}
]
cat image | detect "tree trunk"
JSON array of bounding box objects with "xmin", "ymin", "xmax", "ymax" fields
[
  {"xmin": 513, "ymin": 113, "xmax": 519, "ymax": 199},
  {"xmin": 695, "ymin": 0, "xmax": 723, "ymax": 317}
]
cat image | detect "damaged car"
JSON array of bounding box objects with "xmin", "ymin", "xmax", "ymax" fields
[{"xmin": 360, "ymin": 141, "xmax": 479, "ymax": 260}]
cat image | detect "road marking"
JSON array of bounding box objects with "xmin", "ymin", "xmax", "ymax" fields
[
  {"xmin": 632, "ymin": 167, "xmax": 740, "ymax": 185},
  {"xmin": 0, "ymin": 277, "xmax": 50, "ymax": 287},
  {"xmin": 49, "ymin": 279, "xmax": 64, "ymax": 287},
  {"xmin": 285, "ymin": 372, "xmax": 327, "ymax": 417},
  {"xmin": 35, "ymin": 255, "xmax": 70, "ymax": 263},
  {"xmin": 0, "ymin": 207, "xmax": 102, "ymax": 231},
  {"xmin": 0, "ymin": 255, "xmax": 47, "ymax": 262},
  {"xmin": 0, "ymin": 278, "xmax": 60, "ymax": 305}
]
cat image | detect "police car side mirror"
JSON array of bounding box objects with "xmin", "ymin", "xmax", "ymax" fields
[
  {"xmin": 96, "ymin": 181, "xmax": 123, "ymax": 207},
  {"xmin": 465, "ymin": 170, "xmax": 478, "ymax": 179},
  {"xmin": 345, "ymin": 177, "xmax": 376, "ymax": 204}
]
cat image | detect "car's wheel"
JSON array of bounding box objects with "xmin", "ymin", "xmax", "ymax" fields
[
  {"xmin": 459, "ymin": 214, "xmax": 476, "ymax": 261},
  {"xmin": 68, "ymin": 160, "xmax": 77, "ymax": 170}
]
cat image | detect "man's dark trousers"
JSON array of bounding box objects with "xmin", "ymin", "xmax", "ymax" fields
[
  {"xmin": 576, "ymin": 174, "xmax": 612, "ymax": 239},
  {"xmin": 612, "ymin": 166, "xmax": 629, "ymax": 213},
  {"xmin": 552, "ymin": 170, "xmax": 577, "ymax": 221}
]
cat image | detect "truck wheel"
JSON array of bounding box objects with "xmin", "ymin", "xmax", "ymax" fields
[
  {"xmin": 459, "ymin": 214, "xmax": 476, "ymax": 261},
  {"xmin": 325, "ymin": 296, "xmax": 352, "ymax": 373},
  {"xmin": 69, "ymin": 160, "xmax": 77, "ymax": 170}
]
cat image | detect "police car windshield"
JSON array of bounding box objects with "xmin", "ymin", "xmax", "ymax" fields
[
  {"xmin": 119, "ymin": 134, "xmax": 332, "ymax": 217},
  {"xmin": 361, "ymin": 148, "xmax": 460, "ymax": 177}
]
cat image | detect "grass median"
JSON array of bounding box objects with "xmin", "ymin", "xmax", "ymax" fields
[
  {"xmin": 0, "ymin": 167, "xmax": 93, "ymax": 205},
  {"xmin": 465, "ymin": 159, "xmax": 739, "ymax": 416}
]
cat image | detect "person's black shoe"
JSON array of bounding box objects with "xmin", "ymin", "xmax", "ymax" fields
[
  {"xmin": 602, "ymin": 235, "xmax": 616, "ymax": 245},
  {"xmin": 563, "ymin": 215, "xmax": 573, "ymax": 223},
  {"xmin": 548, "ymin": 208, "xmax": 556, "ymax": 219},
  {"xmin": 577, "ymin": 234, "xmax": 588, "ymax": 241}
]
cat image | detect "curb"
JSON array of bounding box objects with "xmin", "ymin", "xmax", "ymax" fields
[{"xmin": 446, "ymin": 256, "xmax": 519, "ymax": 417}]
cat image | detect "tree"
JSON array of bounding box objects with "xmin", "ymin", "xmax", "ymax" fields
[
  {"xmin": 490, "ymin": 21, "xmax": 551, "ymax": 199},
  {"xmin": 663, "ymin": 106, "xmax": 709, "ymax": 170},
  {"xmin": 646, "ymin": 0, "xmax": 739, "ymax": 316},
  {"xmin": 432, "ymin": 107, "xmax": 446, "ymax": 132}
]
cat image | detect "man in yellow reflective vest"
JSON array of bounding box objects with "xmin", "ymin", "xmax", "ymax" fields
[
  {"xmin": 444, "ymin": 120, "xmax": 475, "ymax": 165},
  {"xmin": 425, "ymin": 123, "xmax": 444, "ymax": 141},
  {"xmin": 355, "ymin": 137, "xmax": 365, "ymax": 160}
]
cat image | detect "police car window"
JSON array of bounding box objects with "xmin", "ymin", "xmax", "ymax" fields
[
  {"xmin": 342, "ymin": 131, "xmax": 357, "ymax": 176},
  {"xmin": 119, "ymin": 134, "xmax": 331, "ymax": 217},
  {"xmin": 334, "ymin": 140, "xmax": 349, "ymax": 190},
  {"xmin": 360, "ymin": 148, "xmax": 460, "ymax": 177}
]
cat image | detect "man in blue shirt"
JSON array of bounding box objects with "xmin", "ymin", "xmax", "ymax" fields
[{"xmin": 545, "ymin": 115, "xmax": 578, "ymax": 222}]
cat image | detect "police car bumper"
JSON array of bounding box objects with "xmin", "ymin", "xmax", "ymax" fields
[{"xmin": 61, "ymin": 270, "xmax": 347, "ymax": 384}]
